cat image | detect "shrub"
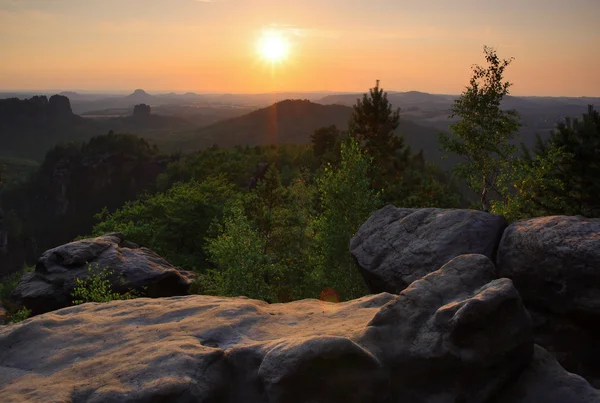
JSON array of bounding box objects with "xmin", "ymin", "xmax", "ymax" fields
[
  {"xmin": 8, "ymin": 307, "xmax": 31, "ymax": 324},
  {"xmin": 72, "ymin": 263, "xmax": 139, "ymax": 305}
]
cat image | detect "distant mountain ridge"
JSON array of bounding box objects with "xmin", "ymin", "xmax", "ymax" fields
[{"xmin": 168, "ymin": 99, "xmax": 449, "ymax": 164}]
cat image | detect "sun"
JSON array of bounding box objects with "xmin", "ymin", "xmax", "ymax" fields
[{"xmin": 257, "ymin": 30, "xmax": 290, "ymax": 63}]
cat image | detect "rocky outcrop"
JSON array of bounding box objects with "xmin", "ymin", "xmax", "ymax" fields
[
  {"xmin": 11, "ymin": 233, "xmax": 196, "ymax": 315},
  {"xmin": 133, "ymin": 103, "xmax": 151, "ymax": 118},
  {"xmin": 2, "ymin": 253, "xmax": 578, "ymax": 403},
  {"xmin": 48, "ymin": 95, "xmax": 72, "ymax": 117},
  {"xmin": 0, "ymin": 254, "xmax": 595, "ymax": 402},
  {"xmin": 496, "ymin": 345, "xmax": 600, "ymax": 403},
  {"xmin": 359, "ymin": 254, "xmax": 532, "ymax": 402},
  {"xmin": 497, "ymin": 215, "xmax": 600, "ymax": 387},
  {"xmin": 350, "ymin": 206, "xmax": 507, "ymax": 294}
]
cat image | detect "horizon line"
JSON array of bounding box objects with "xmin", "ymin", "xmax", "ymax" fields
[{"xmin": 1, "ymin": 89, "xmax": 599, "ymax": 99}]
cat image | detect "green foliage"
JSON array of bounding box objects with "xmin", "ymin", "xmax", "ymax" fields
[
  {"xmin": 0, "ymin": 265, "xmax": 34, "ymax": 303},
  {"xmin": 205, "ymin": 203, "xmax": 277, "ymax": 301},
  {"xmin": 1, "ymin": 265, "xmax": 34, "ymax": 323},
  {"xmin": 8, "ymin": 307, "xmax": 31, "ymax": 324},
  {"xmin": 350, "ymin": 80, "xmax": 410, "ymax": 188},
  {"xmin": 351, "ymin": 80, "xmax": 404, "ymax": 158},
  {"xmin": 0, "ymin": 158, "xmax": 38, "ymax": 190},
  {"xmin": 93, "ymin": 176, "xmax": 237, "ymax": 271},
  {"xmin": 491, "ymin": 143, "xmax": 572, "ymax": 221},
  {"xmin": 439, "ymin": 46, "xmax": 521, "ymax": 211},
  {"xmin": 161, "ymin": 144, "xmax": 318, "ymax": 190},
  {"xmin": 0, "ymin": 271, "xmax": 23, "ymax": 303},
  {"xmin": 388, "ymin": 151, "xmax": 463, "ymax": 208},
  {"xmin": 312, "ymin": 138, "xmax": 381, "ymax": 300},
  {"xmin": 310, "ymin": 125, "xmax": 341, "ymax": 158},
  {"xmin": 205, "ymin": 167, "xmax": 317, "ymax": 302},
  {"xmin": 527, "ymin": 105, "xmax": 600, "ymax": 217},
  {"xmin": 490, "ymin": 105, "xmax": 600, "ymax": 221},
  {"xmin": 72, "ymin": 263, "xmax": 138, "ymax": 305}
]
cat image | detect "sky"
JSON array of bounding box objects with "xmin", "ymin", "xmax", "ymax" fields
[{"xmin": 0, "ymin": 0, "xmax": 598, "ymax": 96}]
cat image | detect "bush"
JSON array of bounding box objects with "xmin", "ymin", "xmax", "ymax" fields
[
  {"xmin": 1, "ymin": 265, "xmax": 35, "ymax": 323},
  {"xmin": 8, "ymin": 307, "xmax": 31, "ymax": 324},
  {"xmin": 72, "ymin": 263, "xmax": 139, "ymax": 305}
]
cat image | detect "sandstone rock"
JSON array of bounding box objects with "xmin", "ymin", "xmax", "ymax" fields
[
  {"xmin": 350, "ymin": 206, "xmax": 507, "ymax": 293},
  {"xmin": 0, "ymin": 253, "xmax": 540, "ymax": 403},
  {"xmin": 133, "ymin": 103, "xmax": 151, "ymax": 118},
  {"xmin": 11, "ymin": 233, "xmax": 195, "ymax": 315},
  {"xmin": 48, "ymin": 94, "xmax": 72, "ymax": 117},
  {"xmin": 360, "ymin": 254, "xmax": 532, "ymax": 402},
  {"xmin": 496, "ymin": 345, "xmax": 600, "ymax": 403},
  {"xmin": 497, "ymin": 215, "xmax": 600, "ymax": 386}
]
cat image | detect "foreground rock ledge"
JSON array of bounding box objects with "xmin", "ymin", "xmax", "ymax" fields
[{"xmin": 1, "ymin": 255, "xmax": 597, "ymax": 403}]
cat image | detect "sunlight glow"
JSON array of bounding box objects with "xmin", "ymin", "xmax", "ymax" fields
[{"xmin": 257, "ymin": 30, "xmax": 290, "ymax": 63}]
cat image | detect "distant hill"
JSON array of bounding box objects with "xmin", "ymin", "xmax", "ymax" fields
[
  {"xmin": 167, "ymin": 99, "xmax": 450, "ymax": 165},
  {"xmin": 123, "ymin": 89, "xmax": 155, "ymax": 105}
]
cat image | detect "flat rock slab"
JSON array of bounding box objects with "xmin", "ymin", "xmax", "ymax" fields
[
  {"xmin": 2, "ymin": 254, "xmax": 589, "ymax": 403},
  {"xmin": 11, "ymin": 233, "xmax": 196, "ymax": 315},
  {"xmin": 350, "ymin": 206, "xmax": 507, "ymax": 294}
]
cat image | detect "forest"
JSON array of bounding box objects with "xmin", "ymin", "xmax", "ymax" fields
[{"xmin": 1, "ymin": 47, "xmax": 599, "ymax": 310}]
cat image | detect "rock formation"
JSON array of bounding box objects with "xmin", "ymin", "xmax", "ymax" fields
[
  {"xmin": 3, "ymin": 253, "xmax": 596, "ymax": 402},
  {"xmin": 11, "ymin": 233, "xmax": 196, "ymax": 315},
  {"xmin": 352, "ymin": 206, "xmax": 600, "ymax": 390},
  {"xmin": 497, "ymin": 215, "xmax": 600, "ymax": 387},
  {"xmin": 350, "ymin": 206, "xmax": 507, "ymax": 293},
  {"xmin": 133, "ymin": 103, "xmax": 151, "ymax": 118}
]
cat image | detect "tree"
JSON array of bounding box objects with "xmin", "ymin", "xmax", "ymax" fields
[
  {"xmin": 93, "ymin": 176, "xmax": 237, "ymax": 271},
  {"xmin": 206, "ymin": 170, "xmax": 316, "ymax": 302},
  {"xmin": 513, "ymin": 105, "xmax": 600, "ymax": 217},
  {"xmin": 351, "ymin": 80, "xmax": 409, "ymax": 166},
  {"xmin": 310, "ymin": 125, "xmax": 341, "ymax": 157},
  {"xmin": 438, "ymin": 46, "xmax": 521, "ymax": 211},
  {"xmin": 312, "ymin": 138, "xmax": 381, "ymax": 301},
  {"xmin": 350, "ymin": 80, "xmax": 412, "ymax": 201},
  {"xmin": 205, "ymin": 202, "xmax": 276, "ymax": 301}
]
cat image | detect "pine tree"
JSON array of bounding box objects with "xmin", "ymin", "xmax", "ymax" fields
[
  {"xmin": 351, "ymin": 80, "xmax": 406, "ymax": 161},
  {"xmin": 350, "ymin": 80, "xmax": 410, "ymax": 194}
]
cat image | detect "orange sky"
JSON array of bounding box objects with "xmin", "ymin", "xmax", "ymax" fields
[{"xmin": 0, "ymin": 0, "xmax": 598, "ymax": 96}]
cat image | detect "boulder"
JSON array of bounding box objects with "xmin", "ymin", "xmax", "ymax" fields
[
  {"xmin": 350, "ymin": 206, "xmax": 507, "ymax": 293},
  {"xmin": 0, "ymin": 253, "xmax": 554, "ymax": 403},
  {"xmin": 11, "ymin": 233, "xmax": 196, "ymax": 315},
  {"xmin": 496, "ymin": 345, "xmax": 600, "ymax": 403},
  {"xmin": 497, "ymin": 215, "xmax": 600, "ymax": 387}
]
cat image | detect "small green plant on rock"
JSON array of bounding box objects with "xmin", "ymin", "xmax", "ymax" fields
[
  {"xmin": 8, "ymin": 307, "xmax": 31, "ymax": 324},
  {"xmin": 72, "ymin": 263, "xmax": 138, "ymax": 305}
]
